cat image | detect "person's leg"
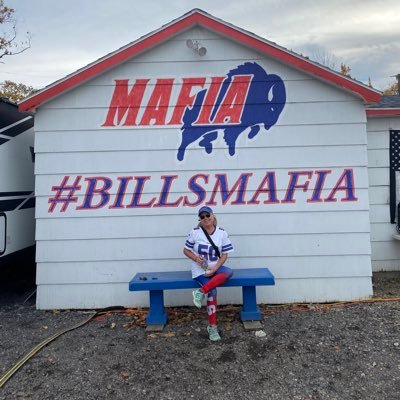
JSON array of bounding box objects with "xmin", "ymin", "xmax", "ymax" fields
[
  {"xmin": 193, "ymin": 274, "xmax": 210, "ymax": 309},
  {"xmin": 193, "ymin": 266, "xmax": 233, "ymax": 302},
  {"xmin": 194, "ymin": 282, "xmax": 220, "ymax": 340},
  {"xmin": 200, "ymin": 266, "xmax": 233, "ymax": 295},
  {"xmin": 206, "ymin": 288, "xmax": 217, "ymax": 326},
  {"xmin": 193, "ymin": 275, "xmax": 218, "ymax": 325},
  {"xmin": 193, "ymin": 267, "xmax": 233, "ymax": 341}
]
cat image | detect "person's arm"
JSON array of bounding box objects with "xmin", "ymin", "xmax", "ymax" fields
[
  {"xmin": 204, "ymin": 253, "xmax": 228, "ymax": 276},
  {"xmin": 184, "ymin": 230, "xmax": 204, "ymax": 265},
  {"xmin": 183, "ymin": 248, "xmax": 204, "ymax": 266}
]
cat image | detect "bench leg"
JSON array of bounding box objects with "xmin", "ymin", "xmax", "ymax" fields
[
  {"xmin": 240, "ymin": 286, "xmax": 261, "ymax": 321},
  {"xmin": 146, "ymin": 290, "xmax": 168, "ymax": 327}
]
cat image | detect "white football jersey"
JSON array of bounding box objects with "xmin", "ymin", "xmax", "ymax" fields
[{"xmin": 184, "ymin": 226, "xmax": 234, "ymax": 278}]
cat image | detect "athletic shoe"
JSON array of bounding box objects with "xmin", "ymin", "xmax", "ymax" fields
[
  {"xmin": 192, "ymin": 289, "xmax": 205, "ymax": 309},
  {"xmin": 207, "ymin": 325, "xmax": 221, "ymax": 341}
]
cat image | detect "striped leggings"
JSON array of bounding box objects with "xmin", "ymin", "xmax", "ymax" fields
[{"xmin": 194, "ymin": 266, "xmax": 233, "ymax": 326}]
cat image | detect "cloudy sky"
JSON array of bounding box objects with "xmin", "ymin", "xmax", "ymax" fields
[{"xmin": 1, "ymin": 0, "xmax": 399, "ymax": 92}]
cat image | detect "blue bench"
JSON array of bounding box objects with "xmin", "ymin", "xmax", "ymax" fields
[{"xmin": 129, "ymin": 267, "xmax": 275, "ymax": 328}]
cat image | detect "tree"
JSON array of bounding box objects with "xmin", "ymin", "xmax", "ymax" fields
[
  {"xmin": 340, "ymin": 63, "xmax": 351, "ymax": 77},
  {"xmin": 0, "ymin": 0, "xmax": 31, "ymax": 61},
  {"xmin": 311, "ymin": 48, "xmax": 338, "ymax": 70},
  {"xmin": 310, "ymin": 48, "xmax": 352, "ymax": 77},
  {"xmin": 383, "ymin": 77, "xmax": 400, "ymax": 95},
  {"xmin": 0, "ymin": 80, "xmax": 36, "ymax": 102},
  {"xmin": 383, "ymin": 82, "xmax": 398, "ymax": 95}
]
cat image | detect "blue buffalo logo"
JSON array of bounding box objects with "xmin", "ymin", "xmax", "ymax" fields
[{"xmin": 177, "ymin": 62, "xmax": 286, "ymax": 161}]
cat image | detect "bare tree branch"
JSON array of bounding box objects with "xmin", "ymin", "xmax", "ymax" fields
[{"xmin": 0, "ymin": 0, "xmax": 31, "ymax": 61}]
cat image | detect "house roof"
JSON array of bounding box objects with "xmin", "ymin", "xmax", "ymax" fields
[
  {"xmin": 366, "ymin": 95, "xmax": 400, "ymax": 116},
  {"xmin": 18, "ymin": 8, "xmax": 381, "ymax": 112}
]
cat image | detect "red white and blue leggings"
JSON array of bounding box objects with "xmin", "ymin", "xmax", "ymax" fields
[{"xmin": 194, "ymin": 266, "xmax": 233, "ymax": 326}]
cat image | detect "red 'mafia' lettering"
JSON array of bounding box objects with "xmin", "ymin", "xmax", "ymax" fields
[
  {"xmin": 168, "ymin": 77, "xmax": 206, "ymax": 125},
  {"xmin": 102, "ymin": 74, "xmax": 253, "ymax": 127},
  {"xmin": 213, "ymin": 75, "xmax": 252, "ymax": 124},
  {"xmin": 102, "ymin": 79, "xmax": 149, "ymax": 127},
  {"xmin": 195, "ymin": 77, "xmax": 224, "ymax": 124},
  {"xmin": 140, "ymin": 78, "xmax": 174, "ymax": 125}
]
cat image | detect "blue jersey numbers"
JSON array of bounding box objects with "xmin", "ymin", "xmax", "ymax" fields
[{"xmin": 197, "ymin": 244, "xmax": 218, "ymax": 262}]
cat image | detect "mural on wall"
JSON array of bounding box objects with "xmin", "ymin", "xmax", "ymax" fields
[
  {"xmin": 46, "ymin": 62, "xmax": 359, "ymax": 213},
  {"xmin": 47, "ymin": 170, "xmax": 358, "ymax": 213},
  {"xmin": 101, "ymin": 61, "xmax": 286, "ymax": 160}
]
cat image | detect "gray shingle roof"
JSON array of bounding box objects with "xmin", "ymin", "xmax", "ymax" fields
[{"xmin": 367, "ymin": 95, "xmax": 400, "ymax": 109}]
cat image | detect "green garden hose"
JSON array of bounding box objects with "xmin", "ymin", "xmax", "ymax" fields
[{"xmin": 0, "ymin": 307, "xmax": 125, "ymax": 388}]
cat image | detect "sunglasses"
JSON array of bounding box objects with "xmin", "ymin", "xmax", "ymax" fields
[{"xmin": 199, "ymin": 213, "xmax": 211, "ymax": 219}]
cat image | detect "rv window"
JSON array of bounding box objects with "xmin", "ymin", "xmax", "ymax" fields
[{"xmin": 0, "ymin": 212, "xmax": 5, "ymax": 255}]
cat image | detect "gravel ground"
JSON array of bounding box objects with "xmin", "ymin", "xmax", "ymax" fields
[{"xmin": 0, "ymin": 272, "xmax": 399, "ymax": 400}]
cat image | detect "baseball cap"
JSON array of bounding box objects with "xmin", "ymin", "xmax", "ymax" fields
[{"xmin": 198, "ymin": 206, "xmax": 213, "ymax": 216}]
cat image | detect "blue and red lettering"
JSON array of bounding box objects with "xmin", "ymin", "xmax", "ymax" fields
[
  {"xmin": 207, "ymin": 173, "xmax": 252, "ymax": 206},
  {"xmin": 325, "ymin": 169, "xmax": 358, "ymax": 202},
  {"xmin": 77, "ymin": 177, "xmax": 112, "ymax": 210},
  {"xmin": 48, "ymin": 168, "xmax": 359, "ymax": 213}
]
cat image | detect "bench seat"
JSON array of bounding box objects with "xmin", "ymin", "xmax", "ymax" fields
[{"xmin": 129, "ymin": 267, "xmax": 275, "ymax": 327}]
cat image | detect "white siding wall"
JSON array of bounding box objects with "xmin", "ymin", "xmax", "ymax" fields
[
  {"xmin": 367, "ymin": 116, "xmax": 400, "ymax": 271},
  {"xmin": 34, "ymin": 27, "xmax": 372, "ymax": 309}
]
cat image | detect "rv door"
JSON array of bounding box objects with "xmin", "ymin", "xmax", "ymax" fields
[{"xmin": 0, "ymin": 212, "xmax": 6, "ymax": 255}]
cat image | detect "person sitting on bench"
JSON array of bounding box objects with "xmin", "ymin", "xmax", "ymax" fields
[{"xmin": 183, "ymin": 206, "xmax": 234, "ymax": 341}]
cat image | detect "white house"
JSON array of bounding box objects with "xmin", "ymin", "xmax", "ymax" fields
[
  {"xmin": 19, "ymin": 9, "xmax": 397, "ymax": 309},
  {"xmin": 366, "ymin": 97, "xmax": 400, "ymax": 271}
]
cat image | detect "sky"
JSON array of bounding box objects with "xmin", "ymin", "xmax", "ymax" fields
[{"xmin": 0, "ymin": 0, "xmax": 399, "ymax": 92}]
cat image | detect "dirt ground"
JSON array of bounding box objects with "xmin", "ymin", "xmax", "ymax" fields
[{"xmin": 0, "ymin": 272, "xmax": 399, "ymax": 400}]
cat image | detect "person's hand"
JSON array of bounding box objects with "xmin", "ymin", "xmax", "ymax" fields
[
  {"xmin": 204, "ymin": 267, "xmax": 217, "ymax": 277},
  {"xmin": 195, "ymin": 255, "xmax": 205, "ymax": 266}
]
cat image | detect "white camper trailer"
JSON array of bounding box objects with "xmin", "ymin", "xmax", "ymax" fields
[{"xmin": 0, "ymin": 98, "xmax": 35, "ymax": 264}]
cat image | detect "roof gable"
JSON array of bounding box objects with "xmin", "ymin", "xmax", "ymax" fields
[{"xmin": 19, "ymin": 9, "xmax": 381, "ymax": 112}]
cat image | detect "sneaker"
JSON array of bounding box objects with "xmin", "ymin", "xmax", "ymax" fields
[
  {"xmin": 207, "ymin": 325, "xmax": 221, "ymax": 341},
  {"xmin": 192, "ymin": 289, "xmax": 205, "ymax": 309}
]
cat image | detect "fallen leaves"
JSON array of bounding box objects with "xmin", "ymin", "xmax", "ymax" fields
[
  {"xmin": 146, "ymin": 333, "xmax": 157, "ymax": 339},
  {"xmin": 167, "ymin": 306, "xmax": 238, "ymax": 325},
  {"xmin": 224, "ymin": 322, "xmax": 232, "ymax": 331},
  {"xmin": 146, "ymin": 332, "xmax": 176, "ymax": 339}
]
